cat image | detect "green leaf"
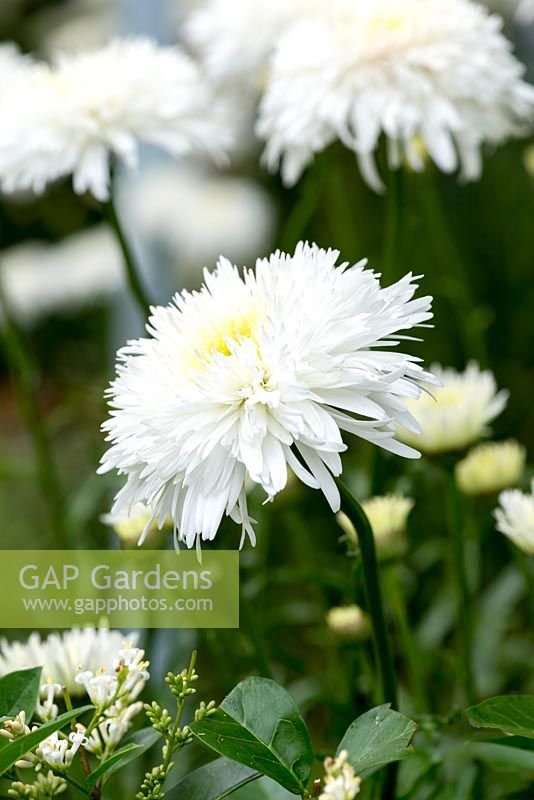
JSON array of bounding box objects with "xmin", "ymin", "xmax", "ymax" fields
[
  {"xmin": 0, "ymin": 705, "xmax": 93, "ymax": 777},
  {"xmin": 100, "ymin": 727, "xmax": 160, "ymax": 784},
  {"xmin": 0, "ymin": 667, "xmax": 42, "ymax": 723},
  {"xmin": 230, "ymin": 776, "xmax": 296, "ymax": 799},
  {"xmin": 462, "ymin": 742, "xmax": 534, "ymax": 774},
  {"xmin": 191, "ymin": 677, "xmax": 313, "ymax": 795},
  {"xmin": 86, "ymin": 743, "xmax": 144, "ymax": 789},
  {"xmin": 337, "ymin": 705, "xmax": 417, "ymax": 776},
  {"xmin": 164, "ymin": 756, "xmax": 260, "ymax": 798},
  {"xmin": 467, "ymin": 696, "xmax": 534, "ymax": 739}
]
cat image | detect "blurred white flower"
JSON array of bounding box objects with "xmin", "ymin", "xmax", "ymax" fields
[
  {"xmin": 99, "ymin": 241, "xmax": 434, "ymax": 548},
  {"xmin": 0, "ymin": 628, "xmax": 138, "ymax": 697},
  {"xmin": 398, "ymin": 362, "xmax": 508, "ymax": 455},
  {"xmin": 494, "ymin": 480, "xmax": 534, "ymax": 554},
  {"xmin": 184, "ymin": 0, "xmax": 319, "ymax": 89},
  {"xmin": 36, "ymin": 682, "xmax": 63, "ymax": 722},
  {"xmin": 85, "ymin": 702, "xmax": 143, "ymax": 754},
  {"xmin": 0, "ymin": 38, "xmax": 230, "ymax": 201},
  {"xmin": 101, "ymin": 502, "xmax": 162, "ymax": 546},
  {"xmin": 326, "ymin": 605, "xmax": 371, "ymax": 640},
  {"xmin": 337, "ymin": 494, "xmax": 413, "ymax": 558},
  {"xmin": 0, "ymin": 226, "xmax": 123, "ymax": 325},
  {"xmin": 257, "ymin": 0, "xmax": 534, "ymax": 191},
  {"xmin": 455, "ymin": 440, "xmax": 526, "ymax": 496},
  {"xmin": 320, "ymin": 750, "xmax": 361, "ymax": 800},
  {"xmin": 32, "ymin": 0, "xmax": 115, "ymax": 57},
  {"xmin": 120, "ymin": 163, "xmax": 275, "ymax": 285}
]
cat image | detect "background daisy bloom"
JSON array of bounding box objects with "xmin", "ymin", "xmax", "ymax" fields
[
  {"xmin": 455, "ymin": 439, "xmax": 526, "ymax": 496},
  {"xmin": 99, "ymin": 241, "xmax": 434, "ymax": 549},
  {"xmin": 398, "ymin": 362, "xmax": 508, "ymax": 455},
  {"xmin": 0, "ymin": 628, "xmax": 138, "ymax": 696},
  {"xmin": 257, "ymin": 0, "xmax": 534, "ymax": 191},
  {"xmin": 494, "ymin": 480, "xmax": 534, "ymax": 555},
  {"xmin": 184, "ymin": 0, "xmax": 319, "ymax": 90},
  {"xmin": 0, "ymin": 37, "xmax": 229, "ymax": 201}
]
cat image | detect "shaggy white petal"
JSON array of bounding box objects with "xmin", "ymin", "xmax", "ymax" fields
[
  {"xmin": 0, "ymin": 38, "xmax": 230, "ymax": 200},
  {"xmin": 99, "ymin": 242, "xmax": 434, "ymax": 548},
  {"xmin": 184, "ymin": 0, "xmax": 321, "ymax": 89},
  {"xmin": 257, "ymin": 0, "xmax": 534, "ymax": 190}
]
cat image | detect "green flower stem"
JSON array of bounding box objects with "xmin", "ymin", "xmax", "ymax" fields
[
  {"xmin": 445, "ymin": 464, "xmax": 476, "ymax": 705},
  {"xmin": 385, "ymin": 567, "xmax": 429, "ymax": 712},
  {"xmin": 337, "ymin": 479, "xmax": 398, "ymax": 710},
  {"xmin": 240, "ymin": 593, "xmax": 273, "ymax": 678},
  {"xmin": 382, "ymin": 167, "xmax": 404, "ymax": 285},
  {"xmin": 0, "ymin": 281, "xmax": 69, "ymax": 549},
  {"xmin": 104, "ymin": 194, "xmax": 152, "ymax": 318},
  {"xmin": 418, "ymin": 174, "xmax": 487, "ymax": 366}
]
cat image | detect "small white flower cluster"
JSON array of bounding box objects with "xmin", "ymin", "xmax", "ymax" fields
[
  {"xmin": 494, "ymin": 479, "xmax": 534, "ymax": 555},
  {"xmin": 319, "ymin": 750, "xmax": 361, "ymax": 800},
  {"xmin": 0, "ymin": 711, "xmax": 86, "ymax": 773},
  {"xmin": 75, "ymin": 644, "xmax": 149, "ymax": 755},
  {"xmin": 36, "ymin": 682, "xmax": 63, "ymax": 722}
]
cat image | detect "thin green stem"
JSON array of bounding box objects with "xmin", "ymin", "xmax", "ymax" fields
[
  {"xmin": 162, "ymin": 650, "xmax": 197, "ymax": 774},
  {"xmin": 445, "ymin": 465, "xmax": 476, "ymax": 705},
  {"xmin": 240, "ymin": 593, "xmax": 273, "ymax": 678},
  {"xmin": 104, "ymin": 194, "xmax": 152, "ymax": 318},
  {"xmin": 0, "ymin": 281, "xmax": 69, "ymax": 549},
  {"xmin": 385, "ymin": 567, "xmax": 428, "ymax": 712},
  {"xmin": 382, "ymin": 168, "xmax": 404, "ymax": 286},
  {"xmin": 337, "ymin": 479, "xmax": 398, "ymax": 709}
]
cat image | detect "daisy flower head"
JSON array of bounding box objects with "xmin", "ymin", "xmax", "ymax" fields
[
  {"xmin": 455, "ymin": 439, "xmax": 526, "ymax": 496},
  {"xmin": 257, "ymin": 0, "xmax": 534, "ymax": 192},
  {"xmin": 99, "ymin": 241, "xmax": 435, "ymax": 549},
  {"xmin": 183, "ymin": 0, "xmax": 320, "ymax": 90},
  {"xmin": 0, "ymin": 38, "xmax": 230, "ymax": 201},
  {"xmin": 398, "ymin": 362, "xmax": 508, "ymax": 455},
  {"xmin": 494, "ymin": 480, "xmax": 534, "ymax": 555}
]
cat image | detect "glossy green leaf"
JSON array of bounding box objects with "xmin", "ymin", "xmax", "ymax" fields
[
  {"xmin": 102, "ymin": 727, "xmax": 160, "ymax": 784},
  {"xmin": 165, "ymin": 756, "xmax": 260, "ymax": 798},
  {"xmin": 87, "ymin": 743, "xmax": 144, "ymax": 789},
  {"xmin": 230, "ymin": 775, "xmax": 296, "ymax": 799},
  {"xmin": 337, "ymin": 705, "xmax": 417, "ymax": 776},
  {"xmin": 467, "ymin": 696, "xmax": 534, "ymax": 739},
  {"xmin": 0, "ymin": 705, "xmax": 93, "ymax": 776},
  {"xmin": 191, "ymin": 677, "xmax": 313, "ymax": 795},
  {"xmin": 0, "ymin": 667, "xmax": 42, "ymax": 723}
]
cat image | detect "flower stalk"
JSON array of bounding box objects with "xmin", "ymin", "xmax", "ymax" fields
[
  {"xmin": 337, "ymin": 479, "xmax": 398, "ymax": 710},
  {"xmin": 104, "ymin": 193, "xmax": 152, "ymax": 319},
  {"xmin": 445, "ymin": 464, "xmax": 476, "ymax": 705},
  {"xmin": 0, "ymin": 280, "xmax": 69, "ymax": 549}
]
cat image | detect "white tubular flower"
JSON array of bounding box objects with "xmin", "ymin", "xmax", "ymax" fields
[
  {"xmin": 257, "ymin": 0, "xmax": 534, "ymax": 192},
  {"xmin": 494, "ymin": 480, "xmax": 534, "ymax": 555},
  {"xmin": 75, "ymin": 670, "xmax": 118, "ymax": 708},
  {"xmin": 0, "ymin": 38, "xmax": 230, "ymax": 201},
  {"xmin": 85, "ymin": 702, "xmax": 143, "ymax": 754},
  {"xmin": 99, "ymin": 241, "xmax": 434, "ymax": 548},
  {"xmin": 184, "ymin": 0, "xmax": 319, "ymax": 89},
  {"xmin": 456, "ymin": 440, "xmax": 526, "ymax": 496},
  {"xmin": 320, "ymin": 750, "xmax": 361, "ymax": 800},
  {"xmin": 398, "ymin": 362, "xmax": 508, "ymax": 455},
  {"xmin": 0, "ymin": 628, "xmax": 138, "ymax": 697},
  {"xmin": 36, "ymin": 727, "xmax": 88, "ymax": 770},
  {"xmin": 36, "ymin": 682, "xmax": 62, "ymax": 722},
  {"xmin": 0, "ymin": 711, "xmax": 31, "ymax": 740},
  {"xmin": 326, "ymin": 605, "xmax": 371, "ymax": 641}
]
